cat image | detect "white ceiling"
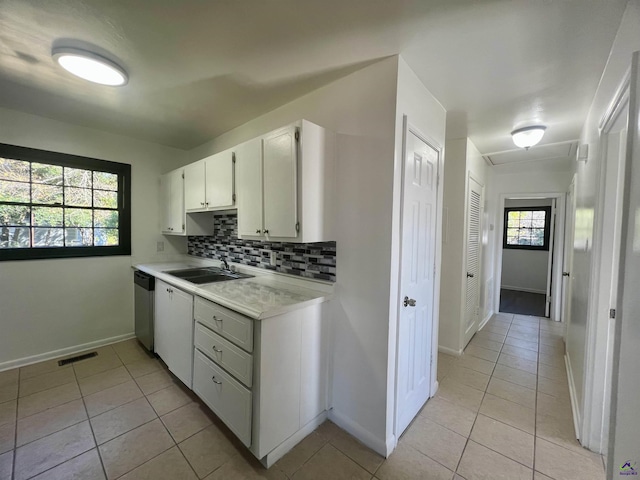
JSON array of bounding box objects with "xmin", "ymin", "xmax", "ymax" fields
[{"xmin": 0, "ymin": 0, "xmax": 628, "ymax": 157}]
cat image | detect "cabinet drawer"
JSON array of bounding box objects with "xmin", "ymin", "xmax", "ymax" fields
[
  {"xmin": 193, "ymin": 349, "xmax": 252, "ymax": 447},
  {"xmin": 195, "ymin": 323, "xmax": 253, "ymax": 387},
  {"xmin": 194, "ymin": 296, "xmax": 254, "ymax": 352}
]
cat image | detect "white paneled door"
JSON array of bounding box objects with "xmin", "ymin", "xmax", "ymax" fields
[
  {"xmin": 396, "ymin": 126, "xmax": 439, "ymax": 437},
  {"xmin": 463, "ymin": 176, "xmax": 483, "ymax": 347}
]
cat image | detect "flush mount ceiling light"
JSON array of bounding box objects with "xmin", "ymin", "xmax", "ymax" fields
[
  {"xmin": 511, "ymin": 125, "xmax": 547, "ymax": 150},
  {"xmin": 52, "ymin": 47, "xmax": 128, "ymax": 86}
]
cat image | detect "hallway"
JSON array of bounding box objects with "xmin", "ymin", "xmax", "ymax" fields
[{"xmin": 398, "ymin": 313, "xmax": 604, "ymax": 479}]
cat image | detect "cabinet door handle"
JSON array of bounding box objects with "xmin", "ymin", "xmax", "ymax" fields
[
  {"xmin": 263, "ymin": 229, "xmax": 269, "ymax": 235},
  {"xmin": 212, "ymin": 315, "xmax": 222, "ymax": 322},
  {"xmin": 200, "ymin": 202, "xmax": 204, "ymax": 206},
  {"xmin": 212, "ymin": 346, "xmax": 223, "ymax": 353},
  {"xmin": 211, "ymin": 376, "xmax": 222, "ymax": 385},
  {"xmin": 256, "ymin": 229, "xmax": 261, "ymax": 234}
]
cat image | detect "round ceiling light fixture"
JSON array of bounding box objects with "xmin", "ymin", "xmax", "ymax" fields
[
  {"xmin": 52, "ymin": 47, "xmax": 128, "ymax": 86},
  {"xmin": 511, "ymin": 125, "xmax": 546, "ymax": 150}
]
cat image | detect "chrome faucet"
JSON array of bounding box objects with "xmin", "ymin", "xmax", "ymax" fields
[{"xmin": 221, "ymin": 257, "xmax": 230, "ymax": 271}]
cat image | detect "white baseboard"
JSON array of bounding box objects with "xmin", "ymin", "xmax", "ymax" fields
[
  {"xmin": 0, "ymin": 333, "xmax": 136, "ymax": 372},
  {"xmin": 479, "ymin": 310, "xmax": 494, "ymax": 330},
  {"xmin": 501, "ymin": 285, "xmax": 547, "ymax": 295},
  {"xmin": 431, "ymin": 380, "xmax": 439, "ymax": 397},
  {"xmin": 385, "ymin": 433, "xmax": 397, "ymax": 457},
  {"xmin": 260, "ymin": 411, "xmax": 328, "ymax": 468},
  {"xmin": 438, "ymin": 345, "xmax": 463, "ymax": 356},
  {"xmin": 565, "ymin": 353, "xmax": 582, "ymax": 441},
  {"xmin": 328, "ymin": 409, "xmax": 387, "ymax": 457}
]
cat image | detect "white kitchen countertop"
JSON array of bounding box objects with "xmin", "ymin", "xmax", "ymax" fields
[{"xmin": 134, "ymin": 260, "xmax": 332, "ymax": 320}]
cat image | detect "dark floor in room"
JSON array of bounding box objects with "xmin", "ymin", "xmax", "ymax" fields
[{"xmin": 499, "ymin": 289, "xmax": 547, "ymax": 317}]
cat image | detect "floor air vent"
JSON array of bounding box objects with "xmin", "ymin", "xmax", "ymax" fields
[{"xmin": 58, "ymin": 351, "xmax": 98, "ymax": 366}]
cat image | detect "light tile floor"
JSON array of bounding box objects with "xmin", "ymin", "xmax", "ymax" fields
[{"xmin": 0, "ymin": 314, "xmax": 605, "ymax": 480}]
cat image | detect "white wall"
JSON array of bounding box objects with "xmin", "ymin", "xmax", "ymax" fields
[
  {"xmin": 187, "ymin": 57, "xmax": 400, "ymax": 453},
  {"xmin": 501, "ymin": 198, "xmax": 553, "ymax": 294},
  {"xmin": 439, "ymin": 137, "xmax": 489, "ymax": 354},
  {"xmin": 565, "ymin": 0, "xmax": 640, "ymax": 460},
  {"xmin": 387, "ymin": 57, "xmax": 446, "ymax": 450},
  {"xmin": 0, "ymin": 107, "xmax": 187, "ymax": 368}
]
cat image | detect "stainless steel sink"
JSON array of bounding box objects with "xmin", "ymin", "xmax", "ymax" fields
[{"xmin": 164, "ymin": 267, "xmax": 253, "ymax": 284}]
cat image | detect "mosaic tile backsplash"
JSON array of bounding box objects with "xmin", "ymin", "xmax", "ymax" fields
[{"xmin": 187, "ymin": 214, "xmax": 336, "ymax": 282}]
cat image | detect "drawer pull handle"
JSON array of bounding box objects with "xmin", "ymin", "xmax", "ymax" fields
[
  {"xmin": 213, "ymin": 315, "xmax": 222, "ymax": 322},
  {"xmin": 211, "ymin": 376, "xmax": 222, "ymax": 385},
  {"xmin": 212, "ymin": 346, "xmax": 223, "ymax": 353}
]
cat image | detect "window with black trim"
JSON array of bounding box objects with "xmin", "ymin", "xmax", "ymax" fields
[
  {"xmin": 503, "ymin": 206, "xmax": 551, "ymax": 251},
  {"xmin": 0, "ymin": 143, "xmax": 131, "ymax": 261}
]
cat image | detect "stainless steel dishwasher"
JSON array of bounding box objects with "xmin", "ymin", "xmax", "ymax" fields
[{"xmin": 134, "ymin": 270, "xmax": 155, "ymax": 352}]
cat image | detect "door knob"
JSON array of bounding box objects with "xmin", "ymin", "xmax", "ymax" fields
[
  {"xmin": 403, "ymin": 296, "xmax": 416, "ymax": 307},
  {"xmin": 467, "ymin": 273, "xmax": 474, "ymax": 278},
  {"xmin": 562, "ymin": 272, "xmax": 570, "ymax": 277}
]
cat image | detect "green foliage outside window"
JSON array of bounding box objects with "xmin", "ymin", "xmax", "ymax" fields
[
  {"xmin": 503, "ymin": 207, "xmax": 551, "ymax": 251},
  {"xmin": 0, "ymin": 143, "xmax": 130, "ymax": 260}
]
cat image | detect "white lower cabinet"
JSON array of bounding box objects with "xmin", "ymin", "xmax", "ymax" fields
[
  {"xmin": 194, "ymin": 323, "xmax": 253, "ymax": 387},
  {"xmin": 191, "ymin": 295, "xmax": 328, "ymax": 467},
  {"xmin": 193, "ymin": 349, "xmax": 252, "ymax": 446},
  {"xmin": 154, "ymin": 280, "xmax": 194, "ymax": 388}
]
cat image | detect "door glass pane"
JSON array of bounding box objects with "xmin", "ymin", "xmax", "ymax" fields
[
  {"xmin": 532, "ymin": 229, "xmax": 545, "ymax": 246},
  {"xmin": 0, "ymin": 180, "xmax": 30, "ymax": 203},
  {"xmin": 532, "ymin": 218, "xmax": 545, "ymax": 228},
  {"xmin": 31, "ymin": 163, "xmax": 63, "ymax": 185},
  {"xmin": 93, "ymin": 172, "xmax": 118, "ymax": 191},
  {"xmin": 33, "ymin": 227, "xmax": 64, "ymax": 247},
  {"xmin": 32, "ymin": 184, "xmax": 63, "ymax": 204},
  {"xmin": 65, "ymin": 228, "xmax": 93, "ymax": 246},
  {"xmin": 64, "ymin": 168, "xmax": 92, "ymax": 188},
  {"xmin": 65, "ymin": 208, "xmax": 93, "ymax": 227},
  {"xmin": 32, "ymin": 207, "xmax": 63, "ymax": 226},
  {"xmin": 0, "ymin": 227, "xmax": 30, "ymax": 248},
  {"xmin": 0, "ymin": 205, "xmax": 30, "ymax": 226},
  {"xmin": 518, "ymin": 211, "xmax": 532, "ymax": 222},
  {"xmin": 65, "ymin": 187, "xmax": 92, "ymax": 207},
  {"xmin": 0, "ymin": 158, "xmax": 30, "ymax": 182},
  {"xmin": 95, "ymin": 228, "xmax": 118, "ymax": 246}
]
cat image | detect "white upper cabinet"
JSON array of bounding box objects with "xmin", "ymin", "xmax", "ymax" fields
[
  {"xmin": 184, "ymin": 160, "xmax": 206, "ymax": 211},
  {"xmin": 161, "ymin": 169, "xmax": 185, "ymax": 234},
  {"xmin": 236, "ymin": 120, "xmax": 335, "ymax": 243},
  {"xmin": 263, "ymin": 126, "xmax": 298, "ymax": 238},
  {"xmin": 161, "ymin": 168, "xmax": 212, "ymax": 236},
  {"xmin": 235, "ymin": 138, "xmax": 263, "ymax": 237},
  {"xmin": 184, "ymin": 149, "xmax": 235, "ymax": 212}
]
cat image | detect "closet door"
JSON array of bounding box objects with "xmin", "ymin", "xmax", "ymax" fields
[{"xmin": 463, "ymin": 176, "xmax": 483, "ymax": 347}]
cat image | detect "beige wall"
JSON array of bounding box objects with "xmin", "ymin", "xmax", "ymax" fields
[{"xmin": 0, "ymin": 106, "xmax": 187, "ymax": 368}]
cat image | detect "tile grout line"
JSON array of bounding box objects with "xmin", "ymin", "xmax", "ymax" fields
[
  {"xmin": 73, "ymin": 361, "xmax": 110, "ymax": 480},
  {"xmin": 11, "ymin": 365, "xmax": 20, "ymax": 480},
  {"xmin": 453, "ymin": 313, "xmax": 513, "ymax": 475},
  {"xmin": 532, "ymin": 317, "xmax": 542, "ymax": 477}
]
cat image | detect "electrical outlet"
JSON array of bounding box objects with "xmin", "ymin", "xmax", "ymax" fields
[
  {"xmin": 270, "ymin": 251, "xmax": 277, "ymax": 266},
  {"xmin": 156, "ymin": 241, "xmax": 164, "ymax": 252}
]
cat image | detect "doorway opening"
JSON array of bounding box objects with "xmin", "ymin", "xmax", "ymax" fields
[{"xmin": 496, "ymin": 194, "xmax": 566, "ymax": 320}]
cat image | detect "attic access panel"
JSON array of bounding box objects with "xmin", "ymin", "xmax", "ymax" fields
[{"xmin": 483, "ymin": 142, "xmax": 577, "ymax": 166}]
